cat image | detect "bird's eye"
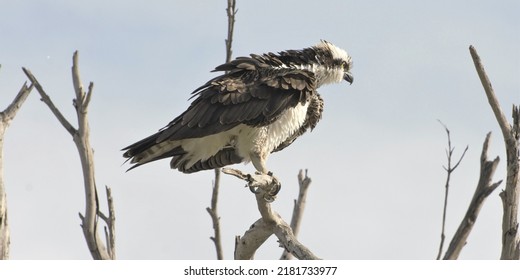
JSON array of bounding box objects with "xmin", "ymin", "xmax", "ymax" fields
[{"xmin": 342, "ymin": 61, "xmax": 349, "ymax": 70}]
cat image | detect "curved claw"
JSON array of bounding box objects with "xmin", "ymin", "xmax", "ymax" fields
[
  {"xmin": 246, "ymin": 173, "xmax": 254, "ymax": 183},
  {"xmin": 248, "ymin": 184, "xmax": 260, "ymax": 194},
  {"xmin": 269, "ymin": 178, "xmax": 282, "ymax": 196},
  {"xmin": 263, "ymin": 194, "xmax": 275, "ymax": 203},
  {"xmin": 262, "ymin": 174, "xmax": 281, "ymax": 202}
]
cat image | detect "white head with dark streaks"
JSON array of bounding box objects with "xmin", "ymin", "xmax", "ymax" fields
[
  {"xmin": 307, "ymin": 40, "xmax": 353, "ymax": 87},
  {"xmin": 272, "ymin": 40, "xmax": 354, "ymax": 88}
]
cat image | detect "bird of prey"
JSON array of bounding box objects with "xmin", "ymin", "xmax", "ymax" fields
[{"xmin": 123, "ymin": 40, "xmax": 353, "ymax": 174}]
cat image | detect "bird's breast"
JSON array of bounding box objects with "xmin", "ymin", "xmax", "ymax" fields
[{"xmin": 235, "ymin": 102, "xmax": 309, "ymax": 160}]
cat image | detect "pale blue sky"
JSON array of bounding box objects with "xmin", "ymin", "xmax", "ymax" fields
[{"xmin": 1, "ymin": 0, "xmax": 519, "ymax": 259}]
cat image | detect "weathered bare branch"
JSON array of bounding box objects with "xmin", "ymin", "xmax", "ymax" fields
[
  {"xmin": 469, "ymin": 45, "xmax": 520, "ymax": 259},
  {"xmin": 69, "ymin": 52, "xmax": 112, "ymax": 260},
  {"xmin": 281, "ymin": 169, "xmax": 312, "ymax": 260},
  {"xmin": 225, "ymin": 0, "xmax": 237, "ymax": 64},
  {"xmin": 470, "ymin": 46, "xmax": 511, "ymax": 142},
  {"xmin": 98, "ymin": 186, "xmax": 116, "ymax": 260},
  {"xmin": 207, "ymin": 168, "xmax": 224, "ymax": 260},
  {"xmin": 23, "ymin": 52, "xmax": 115, "ymax": 259},
  {"xmin": 23, "ymin": 68, "xmax": 77, "ymax": 136},
  {"xmin": 105, "ymin": 186, "xmax": 116, "ymax": 259},
  {"xmin": 206, "ymin": 0, "xmax": 237, "ymax": 260},
  {"xmin": 499, "ymin": 105, "xmax": 520, "ymax": 259},
  {"xmin": 223, "ymin": 168, "xmax": 320, "ymax": 260},
  {"xmin": 234, "ymin": 219, "xmax": 273, "ymax": 260},
  {"xmin": 436, "ymin": 121, "xmax": 468, "ymax": 259},
  {"xmin": 2, "ymin": 82, "xmax": 34, "ymax": 124},
  {"xmin": 443, "ymin": 133, "xmax": 501, "ymax": 259},
  {"xmin": 0, "ymin": 80, "xmax": 33, "ymax": 259}
]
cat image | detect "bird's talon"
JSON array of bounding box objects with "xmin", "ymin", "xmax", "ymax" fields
[
  {"xmin": 263, "ymin": 194, "xmax": 275, "ymax": 203},
  {"xmin": 248, "ymin": 184, "xmax": 260, "ymax": 194},
  {"xmin": 270, "ymin": 181, "xmax": 282, "ymax": 196}
]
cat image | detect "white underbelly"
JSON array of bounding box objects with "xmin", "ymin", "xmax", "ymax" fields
[
  {"xmin": 236, "ymin": 102, "xmax": 309, "ymax": 160},
  {"xmin": 177, "ymin": 102, "xmax": 309, "ymax": 168}
]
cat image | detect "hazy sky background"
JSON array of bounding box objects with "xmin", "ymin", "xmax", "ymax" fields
[{"xmin": 1, "ymin": 0, "xmax": 519, "ymax": 259}]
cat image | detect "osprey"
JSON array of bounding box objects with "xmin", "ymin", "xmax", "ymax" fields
[{"xmin": 123, "ymin": 41, "xmax": 353, "ymax": 174}]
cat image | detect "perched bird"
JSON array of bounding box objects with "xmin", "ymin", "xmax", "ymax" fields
[{"xmin": 123, "ymin": 40, "xmax": 353, "ymax": 174}]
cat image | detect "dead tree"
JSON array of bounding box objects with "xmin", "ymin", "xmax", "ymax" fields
[
  {"xmin": 23, "ymin": 53, "xmax": 116, "ymax": 260},
  {"xmin": 0, "ymin": 76, "xmax": 33, "ymax": 259},
  {"xmin": 435, "ymin": 46, "xmax": 519, "ymax": 259},
  {"xmin": 438, "ymin": 46, "xmax": 519, "ymax": 259},
  {"xmin": 469, "ymin": 45, "xmax": 520, "ymax": 259}
]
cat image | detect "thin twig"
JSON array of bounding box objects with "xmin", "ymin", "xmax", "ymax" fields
[
  {"xmin": 436, "ymin": 121, "xmax": 468, "ymax": 260},
  {"xmin": 105, "ymin": 186, "xmax": 116, "ymax": 259},
  {"xmin": 225, "ymin": 0, "xmax": 237, "ymax": 64},
  {"xmin": 98, "ymin": 186, "xmax": 116, "ymax": 259}
]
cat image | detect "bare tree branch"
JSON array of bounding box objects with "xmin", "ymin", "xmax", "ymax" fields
[
  {"xmin": 225, "ymin": 0, "xmax": 237, "ymax": 64},
  {"xmin": 2, "ymin": 82, "xmax": 34, "ymax": 124},
  {"xmin": 281, "ymin": 169, "xmax": 312, "ymax": 260},
  {"xmin": 499, "ymin": 105, "xmax": 520, "ymax": 259},
  {"xmin": 0, "ymin": 80, "xmax": 33, "ymax": 259},
  {"xmin": 206, "ymin": 0, "xmax": 238, "ymax": 260},
  {"xmin": 23, "ymin": 52, "xmax": 115, "ymax": 260},
  {"xmin": 98, "ymin": 186, "xmax": 116, "ymax": 260},
  {"xmin": 469, "ymin": 45, "xmax": 520, "ymax": 259},
  {"xmin": 223, "ymin": 168, "xmax": 320, "ymax": 260},
  {"xmin": 470, "ymin": 46, "xmax": 511, "ymax": 142},
  {"xmin": 443, "ymin": 133, "xmax": 501, "ymax": 259},
  {"xmin": 436, "ymin": 121, "xmax": 468, "ymax": 259},
  {"xmin": 207, "ymin": 168, "xmax": 223, "ymax": 260},
  {"xmin": 22, "ymin": 68, "xmax": 77, "ymax": 136},
  {"xmin": 234, "ymin": 218, "xmax": 273, "ymax": 260}
]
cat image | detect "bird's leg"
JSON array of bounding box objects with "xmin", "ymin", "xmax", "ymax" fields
[
  {"xmin": 242, "ymin": 153, "xmax": 282, "ymax": 200},
  {"xmin": 248, "ymin": 153, "xmax": 274, "ymax": 193},
  {"xmin": 221, "ymin": 167, "xmax": 281, "ymax": 202},
  {"xmin": 250, "ymin": 153, "xmax": 268, "ymax": 175}
]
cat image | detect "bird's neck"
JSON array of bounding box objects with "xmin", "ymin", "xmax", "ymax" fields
[{"xmin": 292, "ymin": 63, "xmax": 344, "ymax": 88}]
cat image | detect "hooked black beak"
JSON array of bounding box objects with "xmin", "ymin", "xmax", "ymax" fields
[{"xmin": 343, "ymin": 72, "xmax": 354, "ymax": 84}]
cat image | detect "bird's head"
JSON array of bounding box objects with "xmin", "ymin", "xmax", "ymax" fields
[{"xmin": 309, "ymin": 40, "xmax": 353, "ymax": 87}]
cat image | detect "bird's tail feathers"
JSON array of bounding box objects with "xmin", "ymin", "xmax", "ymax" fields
[
  {"xmin": 123, "ymin": 133, "xmax": 185, "ymax": 171},
  {"xmin": 124, "ymin": 134, "xmax": 244, "ymax": 173},
  {"xmin": 172, "ymin": 147, "xmax": 243, "ymax": 173}
]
